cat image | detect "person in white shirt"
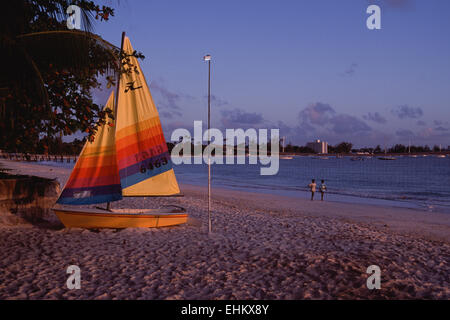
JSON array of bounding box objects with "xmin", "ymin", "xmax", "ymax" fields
[
  {"xmin": 319, "ymin": 179, "xmax": 327, "ymax": 201},
  {"xmin": 308, "ymin": 179, "xmax": 316, "ymax": 201}
]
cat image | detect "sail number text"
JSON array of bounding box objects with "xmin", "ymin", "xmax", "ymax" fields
[{"xmin": 140, "ymin": 157, "xmax": 168, "ymax": 173}]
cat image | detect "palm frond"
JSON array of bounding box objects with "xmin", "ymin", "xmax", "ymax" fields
[
  {"xmin": 17, "ymin": 30, "xmax": 119, "ymax": 50},
  {"xmin": 17, "ymin": 30, "xmax": 119, "ymax": 74},
  {"xmin": 31, "ymin": 0, "xmax": 96, "ymax": 33}
]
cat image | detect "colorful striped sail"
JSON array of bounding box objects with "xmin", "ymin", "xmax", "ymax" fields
[
  {"xmin": 57, "ymin": 92, "xmax": 123, "ymax": 205},
  {"xmin": 115, "ymin": 36, "xmax": 180, "ymax": 196}
]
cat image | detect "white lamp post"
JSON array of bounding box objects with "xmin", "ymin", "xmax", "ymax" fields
[{"xmin": 203, "ymin": 54, "xmax": 212, "ymax": 233}]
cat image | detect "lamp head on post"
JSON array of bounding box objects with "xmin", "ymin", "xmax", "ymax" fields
[{"xmin": 203, "ymin": 54, "xmax": 211, "ymax": 61}]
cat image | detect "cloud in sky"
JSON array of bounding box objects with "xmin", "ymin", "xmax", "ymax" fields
[
  {"xmin": 162, "ymin": 120, "xmax": 192, "ymax": 142},
  {"xmin": 363, "ymin": 112, "xmax": 387, "ymax": 124},
  {"xmin": 150, "ymin": 79, "xmax": 197, "ymax": 119},
  {"xmin": 330, "ymin": 114, "xmax": 372, "ymax": 134},
  {"xmin": 433, "ymin": 120, "xmax": 449, "ymax": 132},
  {"xmin": 220, "ymin": 108, "xmax": 265, "ymax": 128},
  {"xmin": 391, "ymin": 105, "xmax": 423, "ymax": 119},
  {"xmin": 394, "ymin": 126, "xmax": 450, "ymax": 146},
  {"xmin": 150, "ymin": 80, "xmax": 182, "ymax": 111},
  {"xmin": 204, "ymin": 95, "xmax": 229, "ymax": 107},
  {"xmin": 341, "ymin": 63, "xmax": 358, "ymax": 77},
  {"xmin": 160, "ymin": 98, "xmax": 447, "ymax": 148},
  {"xmin": 434, "ymin": 120, "xmax": 449, "ymax": 126},
  {"xmin": 294, "ymin": 102, "xmax": 376, "ymax": 145},
  {"xmin": 416, "ymin": 120, "xmax": 426, "ymax": 126},
  {"xmin": 396, "ymin": 129, "xmax": 415, "ymax": 138},
  {"xmin": 298, "ymin": 102, "xmax": 371, "ymax": 135},
  {"xmin": 160, "ymin": 110, "xmax": 182, "ymax": 119},
  {"xmin": 299, "ymin": 102, "xmax": 336, "ymax": 126}
]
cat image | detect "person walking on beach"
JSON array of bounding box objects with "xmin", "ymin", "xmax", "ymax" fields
[
  {"xmin": 308, "ymin": 179, "xmax": 316, "ymax": 201},
  {"xmin": 320, "ymin": 179, "xmax": 327, "ymax": 201}
]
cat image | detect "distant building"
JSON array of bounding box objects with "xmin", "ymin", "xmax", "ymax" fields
[{"xmin": 307, "ymin": 139, "xmax": 328, "ymax": 154}]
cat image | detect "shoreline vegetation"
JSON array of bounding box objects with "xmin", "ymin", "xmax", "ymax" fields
[
  {"xmin": 1, "ymin": 139, "xmax": 449, "ymax": 159},
  {"xmin": 1, "ymin": 150, "xmax": 449, "ymax": 161},
  {"xmin": 0, "ymin": 159, "xmax": 449, "ymax": 299}
]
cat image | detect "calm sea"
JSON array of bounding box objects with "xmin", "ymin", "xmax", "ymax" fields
[{"xmin": 38, "ymin": 155, "xmax": 450, "ymax": 213}]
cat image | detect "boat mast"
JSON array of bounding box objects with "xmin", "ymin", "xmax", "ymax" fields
[{"xmin": 106, "ymin": 31, "xmax": 126, "ymax": 211}]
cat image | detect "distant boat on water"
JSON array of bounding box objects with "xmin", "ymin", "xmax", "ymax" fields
[
  {"xmin": 350, "ymin": 156, "xmax": 364, "ymax": 161},
  {"xmin": 280, "ymin": 136, "xmax": 293, "ymax": 160},
  {"xmin": 379, "ymin": 145, "xmax": 396, "ymax": 160},
  {"xmin": 406, "ymin": 142, "xmax": 419, "ymax": 158},
  {"xmin": 436, "ymin": 154, "xmax": 446, "ymax": 158}
]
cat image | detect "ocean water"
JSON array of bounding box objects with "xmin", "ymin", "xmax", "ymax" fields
[{"xmin": 37, "ymin": 155, "xmax": 450, "ymax": 213}]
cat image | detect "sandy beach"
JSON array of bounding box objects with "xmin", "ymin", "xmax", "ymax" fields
[{"xmin": 0, "ymin": 160, "xmax": 449, "ymax": 299}]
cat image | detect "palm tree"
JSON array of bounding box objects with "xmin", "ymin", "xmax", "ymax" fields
[
  {"xmin": 0, "ymin": 0, "xmax": 119, "ymax": 151},
  {"xmin": 1, "ymin": 0, "xmax": 118, "ymax": 107}
]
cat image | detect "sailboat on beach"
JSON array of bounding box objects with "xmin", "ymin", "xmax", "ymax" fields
[{"xmin": 53, "ymin": 33, "xmax": 187, "ymax": 228}]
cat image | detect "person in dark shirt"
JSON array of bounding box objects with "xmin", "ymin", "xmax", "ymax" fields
[{"xmin": 319, "ymin": 179, "xmax": 327, "ymax": 201}]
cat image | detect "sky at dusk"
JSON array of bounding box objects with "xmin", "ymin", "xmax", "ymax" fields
[{"xmin": 89, "ymin": 0, "xmax": 450, "ymax": 148}]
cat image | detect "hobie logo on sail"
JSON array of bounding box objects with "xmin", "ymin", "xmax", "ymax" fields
[{"xmin": 171, "ymin": 121, "xmax": 280, "ymax": 176}]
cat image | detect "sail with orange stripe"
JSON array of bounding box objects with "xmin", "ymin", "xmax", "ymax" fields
[
  {"xmin": 57, "ymin": 92, "xmax": 123, "ymax": 204},
  {"xmin": 56, "ymin": 36, "xmax": 180, "ymax": 205},
  {"xmin": 115, "ymin": 36, "xmax": 180, "ymax": 196}
]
